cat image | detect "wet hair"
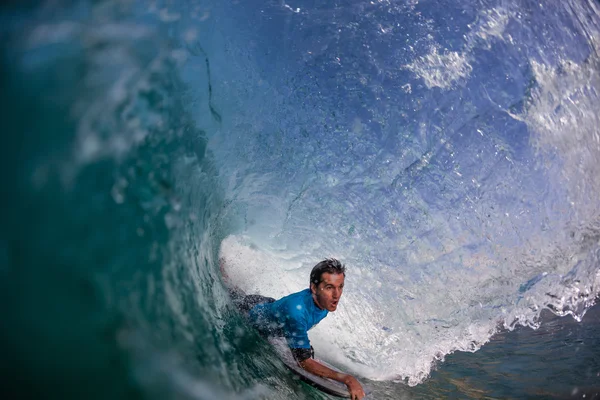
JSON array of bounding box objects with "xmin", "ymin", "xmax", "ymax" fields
[{"xmin": 310, "ymin": 258, "xmax": 346, "ymax": 287}]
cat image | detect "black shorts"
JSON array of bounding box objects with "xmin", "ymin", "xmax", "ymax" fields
[{"xmin": 228, "ymin": 287, "xmax": 275, "ymax": 314}]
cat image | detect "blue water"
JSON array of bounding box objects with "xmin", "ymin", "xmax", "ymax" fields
[{"xmin": 2, "ymin": 0, "xmax": 599, "ymax": 399}]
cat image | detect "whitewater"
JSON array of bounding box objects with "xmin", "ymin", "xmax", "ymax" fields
[{"xmin": 2, "ymin": 0, "xmax": 599, "ymax": 399}]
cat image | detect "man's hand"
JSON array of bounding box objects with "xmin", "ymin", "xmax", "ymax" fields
[
  {"xmin": 298, "ymin": 358, "xmax": 366, "ymax": 399},
  {"xmin": 342, "ymin": 375, "xmax": 365, "ymax": 400}
]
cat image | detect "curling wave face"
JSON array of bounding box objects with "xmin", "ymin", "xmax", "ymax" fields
[{"xmin": 2, "ymin": 0, "xmax": 599, "ymax": 398}]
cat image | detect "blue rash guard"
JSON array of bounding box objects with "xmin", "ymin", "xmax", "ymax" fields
[{"xmin": 248, "ymin": 288, "xmax": 328, "ymax": 350}]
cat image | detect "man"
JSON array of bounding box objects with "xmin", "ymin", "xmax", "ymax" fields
[{"xmin": 221, "ymin": 258, "xmax": 365, "ymax": 400}]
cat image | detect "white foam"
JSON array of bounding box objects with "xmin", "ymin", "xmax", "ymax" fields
[
  {"xmin": 471, "ymin": 7, "xmax": 513, "ymax": 46},
  {"xmin": 404, "ymin": 6, "xmax": 513, "ymax": 90},
  {"xmin": 219, "ymin": 235, "xmax": 308, "ymax": 298},
  {"xmin": 524, "ymin": 57, "xmax": 600, "ymax": 221},
  {"xmin": 404, "ymin": 46, "xmax": 472, "ymax": 89}
]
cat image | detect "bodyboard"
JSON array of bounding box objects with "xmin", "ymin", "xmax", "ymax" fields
[{"xmin": 268, "ymin": 337, "xmax": 351, "ymax": 398}]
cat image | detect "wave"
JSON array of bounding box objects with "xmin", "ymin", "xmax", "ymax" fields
[{"xmin": 2, "ymin": 0, "xmax": 599, "ymax": 397}]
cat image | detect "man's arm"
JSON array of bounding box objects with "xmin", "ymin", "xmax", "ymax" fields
[
  {"xmin": 283, "ymin": 304, "xmax": 365, "ymax": 399},
  {"xmin": 298, "ymin": 357, "xmax": 365, "ymax": 400}
]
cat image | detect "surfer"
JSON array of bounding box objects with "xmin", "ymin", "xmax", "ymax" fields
[{"xmin": 221, "ymin": 258, "xmax": 366, "ymax": 400}]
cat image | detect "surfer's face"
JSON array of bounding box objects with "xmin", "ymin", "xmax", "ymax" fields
[{"xmin": 311, "ymin": 272, "xmax": 345, "ymax": 312}]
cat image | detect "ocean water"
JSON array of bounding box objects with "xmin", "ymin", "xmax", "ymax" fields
[{"xmin": 1, "ymin": 0, "xmax": 599, "ymax": 399}]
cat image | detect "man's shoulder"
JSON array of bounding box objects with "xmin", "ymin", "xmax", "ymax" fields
[
  {"xmin": 280, "ymin": 288, "xmax": 311, "ymax": 305},
  {"xmin": 278, "ymin": 289, "xmax": 311, "ymax": 313}
]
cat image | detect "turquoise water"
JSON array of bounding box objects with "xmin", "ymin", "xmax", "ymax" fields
[{"xmin": 2, "ymin": 0, "xmax": 599, "ymax": 399}]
